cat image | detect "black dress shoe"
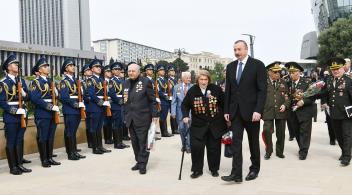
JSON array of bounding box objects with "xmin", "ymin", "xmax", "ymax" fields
[
  {"xmin": 17, "ymin": 165, "xmax": 32, "ymax": 173},
  {"xmin": 221, "ymin": 174, "xmax": 242, "ymax": 183},
  {"xmin": 123, "ymin": 136, "xmax": 131, "ymax": 141},
  {"xmin": 114, "ymin": 143, "xmax": 130, "ymax": 149},
  {"xmin": 190, "ymin": 171, "xmax": 203, "ymax": 179},
  {"xmin": 105, "ymin": 140, "xmax": 114, "ymax": 145},
  {"xmin": 299, "ymin": 155, "xmax": 306, "ymax": 160},
  {"xmin": 276, "ymin": 154, "xmax": 285, "ymax": 158},
  {"xmin": 186, "ymin": 149, "xmax": 191, "ymax": 154},
  {"xmin": 341, "ymin": 160, "xmax": 350, "ymax": 167},
  {"xmin": 211, "ymin": 171, "xmax": 219, "ymax": 177},
  {"xmin": 245, "ymin": 171, "xmax": 258, "ymax": 181},
  {"xmin": 289, "ymin": 137, "xmax": 294, "ymax": 141},
  {"xmin": 48, "ymin": 159, "xmax": 61, "ymax": 165},
  {"xmin": 155, "ymin": 137, "xmax": 161, "ymax": 141},
  {"xmin": 131, "ymin": 164, "xmax": 139, "ymax": 171},
  {"xmin": 139, "ymin": 168, "xmax": 147, "ymax": 174},
  {"xmin": 264, "ymin": 153, "xmax": 271, "ymax": 160}
]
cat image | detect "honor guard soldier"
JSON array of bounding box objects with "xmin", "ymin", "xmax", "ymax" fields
[
  {"xmin": 262, "ymin": 62, "xmax": 290, "ymax": 160},
  {"xmin": 59, "ymin": 59, "xmax": 86, "ymax": 160},
  {"xmin": 0, "ymin": 54, "xmax": 32, "ymax": 175},
  {"xmin": 285, "ymin": 62, "xmax": 314, "ymax": 160},
  {"xmin": 81, "ymin": 64, "xmax": 93, "ymax": 148},
  {"xmin": 86, "ymin": 59, "xmax": 111, "ymax": 154},
  {"xmin": 102, "ymin": 65, "xmax": 113, "ymax": 145},
  {"xmin": 30, "ymin": 57, "xmax": 61, "ymax": 167},
  {"xmin": 168, "ymin": 65, "xmax": 179, "ymax": 135},
  {"xmin": 109, "ymin": 62, "xmax": 130, "ymax": 149},
  {"xmin": 320, "ymin": 57, "xmax": 352, "ymax": 166},
  {"xmin": 144, "ymin": 64, "xmax": 161, "ymax": 140},
  {"xmin": 156, "ymin": 64, "xmax": 173, "ymax": 137}
]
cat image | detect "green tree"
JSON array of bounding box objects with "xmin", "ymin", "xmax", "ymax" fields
[
  {"xmin": 318, "ymin": 16, "xmax": 352, "ymax": 66},
  {"xmin": 156, "ymin": 60, "xmax": 170, "ymax": 66},
  {"xmin": 209, "ymin": 63, "xmax": 224, "ymax": 84}
]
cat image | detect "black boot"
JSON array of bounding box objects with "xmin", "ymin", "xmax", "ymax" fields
[
  {"xmin": 113, "ymin": 128, "xmax": 130, "ymax": 149},
  {"xmin": 86, "ymin": 128, "xmax": 92, "ymax": 148},
  {"xmin": 160, "ymin": 120, "xmax": 172, "ymax": 137},
  {"xmin": 97, "ymin": 129, "xmax": 111, "ymax": 153},
  {"xmin": 47, "ymin": 140, "xmax": 61, "ymax": 165},
  {"xmin": 72, "ymin": 136, "xmax": 86, "ymax": 159},
  {"xmin": 6, "ymin": 147, "xmax": 22, "ymax": 175},
  {"xmin": 21, "ymin": 141, "xmax": 31, "ymax": 164},
  {"xmin": 91, "ymin": 132, "xmax": 104, "ymax": 154},
  {"xmin": 103, "ymin": 125, "xmax": 113, "ymax": 144},
  {"xmin": 65, "ymin": 136, "xmax": 79, "ymax": 160},
  {"xmin": 73, "ymin": 134, "xmax": 82, "ymax": 152},
  {"xmin": 122, "ymin": 124, "xmax": 130, "ymax": 140},
  {"xmin": 15, "ymin": 145, "xmax": 32, "ymax": 173},
  {"xmin": 171, "ymin": 117, "xmax": 179, "ymax": 134},
  {"xmin": 38, "ymin": 142, "xmax": 51, "ymax": 168}
]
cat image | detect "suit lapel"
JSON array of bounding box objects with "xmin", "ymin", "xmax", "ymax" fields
[{"xmin": 239, "ymin": 57, "xmax": 251, "ymax": 84}]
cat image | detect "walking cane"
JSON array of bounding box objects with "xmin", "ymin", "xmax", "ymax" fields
[{"xmin": 178, "ymin": 122, "xmax": 190, "ymax": 180}]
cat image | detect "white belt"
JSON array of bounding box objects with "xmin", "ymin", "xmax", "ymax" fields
[
  {"xmin": 70, "ymin": 96, "xmax": 78, "ymax": 99},
  {"xmin": 8, "ymin": 101, "xmax": 24, "ymax": 105},
  {"xmin": 97, "ymin": 96, "xmax": 111, "ymax": 100},
  {"xmin": 117, "ymin": 95, "xmax": 122, "ymax": 98},
  {"xmin": 164, "ymin": 93, "xmax": 168, "ymax": 96},
  {"xmin": 43, "ymin": 99, "xmax": 52, "ymax": 103}
]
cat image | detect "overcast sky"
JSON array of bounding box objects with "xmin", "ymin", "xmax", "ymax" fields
[{"xmin": 0, "ymin": 0, "xmax": 316, "ymax": 64}]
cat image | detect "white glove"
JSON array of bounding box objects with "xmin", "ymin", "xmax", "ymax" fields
[
  {"xmin": 16, "ymin": 108, "xmax": 26, "ymax": 115},
  {"xmin": 103, "ymin": 101, "xmax": 111, "ymax": 107},
  {"xmin": 156, "ymin": 98, "xmax": 161, "ymax": 103},
  {"xmin": 54, "ymin": 88, "xmax": 58, "ymax": 96},
  {"xmin": 52, "ymin": 105, "xmax": 60, "ymax": 112},
  {"xmin": 169, "ymin": 96, "xmax": 173, "ymax": 101},
  {"xmin": 21, "ymin": 90, "xmax": 27, "ymax": 97},
  {"xmin": 78, "ymin": 102, "xmax": 85, "ymax": 108}
]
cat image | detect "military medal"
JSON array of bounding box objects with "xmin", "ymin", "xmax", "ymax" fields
[
  {"xmin": 136, "ymin": 81, "xmax": 143, "ymax": 92},
  {"xmin": 340, "ymin": 92, "xmax": 344, "ymax": 96}
]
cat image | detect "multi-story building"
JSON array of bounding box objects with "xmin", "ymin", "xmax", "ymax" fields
[
  {"xmin": 311, "ymin": 0, "xmax": 352, "ymax": 32},
  {"xmin": 19, "ymin": 0, "xmax": 91, "ymax": 50},
  {"xmin": 0, "ymin": 40, "xmax": 104, "ymax": 77},
  {"xmin": 93, "ymin": 38, "xmax": 173, "ymax": 63}
]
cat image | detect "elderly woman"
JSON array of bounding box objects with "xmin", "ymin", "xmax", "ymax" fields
[{"xmin": 182, "ymin": 70, "xmax": 227, "ymax": 179}]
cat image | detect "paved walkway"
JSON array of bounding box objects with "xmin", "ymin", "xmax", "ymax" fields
[{"xmin": 0, "ymin": 111, "xmax": 351, "ymax": 195}]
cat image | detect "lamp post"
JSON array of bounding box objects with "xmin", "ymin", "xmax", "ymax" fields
[
  {"xmin": 242, "ymin": 34, "xmax": 255, "ymax": 58},
  {"xmin": 174, "ymin": 48, "xmax": 186, "ymax": 80}
]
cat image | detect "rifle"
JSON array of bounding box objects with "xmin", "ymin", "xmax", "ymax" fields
[
  {"xmin": 50, "ymin": 60, "xmax": 60, "ymax": 124},
  {"xmin": 17, "ymin": 64, "xmax": 26, "ymax": 128},
  {"xmin": 103, "ymin": 79, "xmax": 112, "ymax": 116},
  {"xmin": 77, "ymin": 59, "xmax": 86, "ymax": 119},
  {"xmin": 154, "ymin": 67, "xmax": 161, "ymax": 111},
  {"xmin": 167, "ymin": 78, "xmax": 172, "ymax": 100}
]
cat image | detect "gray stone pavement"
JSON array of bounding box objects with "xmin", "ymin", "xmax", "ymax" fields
[{"xmin": 0, "ymin": 111, "xmax": 351, "ymax": 195}]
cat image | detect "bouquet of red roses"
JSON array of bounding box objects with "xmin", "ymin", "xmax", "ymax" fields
[{"xmin": 292, "ymin": 80, "xmax": 325, "ymax": 111}]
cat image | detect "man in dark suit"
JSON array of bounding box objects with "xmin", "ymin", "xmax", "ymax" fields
[
  {"xmin": 123, "ymin": 63, "xmax": 159, "ymax": 175},
  {"xmin": 221, "ymin": 40, "xmax": 267, "ymax": 183}
]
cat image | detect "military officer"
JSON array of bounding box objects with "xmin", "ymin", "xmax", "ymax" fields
[
  {"xmin": 320, "ymin": 57, "xmax": 352, "ymax": 166},
  {"xmin": 81, "ymin": 64, "xmax": 93, "ymax": 148},
  {"xmin": 0, "ymin": 54, "xmax": 31, "ymax": 175},
  {"xmin": 85, "ymin": 59, "xmax": 111, "ymax": 154},
  {"xmin": 156, "ymin": 64, "xmax": 173, "ymax": 137},
  {"xmin": 285, "ymin": 62, "xmax": 315, "ymax": 160},
  {"xmin": 123, "ymin": 63, "xmax": 159, "ymax": 174},
  {"xmin": 168, "ymin": 65, "xmax": 179, "ymax": 135},
  {"xmin": 262, "ymin": 62, "xmax": 290, "ymax": 160},
  {"xmin": 144, "ymin": 64, "xmax": 161, "ymax": 140},
  {"xmin": 59, "ymin": 59, "xmax": 86, "ymax": 160},
  {"xmin": 109, "ymin": 62, "xmax": 130, "ymax": 149},
  {"xmin": 102, "ymin": 65, "xmax": 113, "ymax": 145},
  {"xmin": 30, "ymin": 57, "xmax": 61, "ymax": 167}
]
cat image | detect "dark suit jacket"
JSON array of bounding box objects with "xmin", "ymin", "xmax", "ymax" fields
[
  {"xmin": 123, "ymin": 76, "xmax": 158, "ymax": 128},
  {"xmin": 224, "ymin": 57, "xmax": 267, "ymax": 121},
  {"xmin": 181, "ymin": 84, "xmax": 227, "ymax": 139}
]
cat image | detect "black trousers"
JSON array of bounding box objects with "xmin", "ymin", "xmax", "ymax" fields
[
  {"xmin": 230, "ymin": 113, "xmax": 260, "ymax": 177},
  {"xmin": 291, "ymin": 113, "xmax": 312, "ymax": 156},
  {"xmin": 287, "ymin": 111, "xmax": 296, "ymax": 139},
  {"xmin": 190, "ymin": 128, "xmax": 221, "ymax": 172},
  {"xmin": 129, "ymin": 121, "xmax": 150, "ymax": 168},
  {"xmin": 331, "ymin": 119, "xmax": 352, "ymax": 162},
  {"xmin": 325, "ymin": 110, "xmax": 336, "ymax": 142}
]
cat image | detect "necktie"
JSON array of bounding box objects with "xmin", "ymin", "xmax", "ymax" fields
[
  {"xmin": 184, "ymin": 85, "xmax": 188, "ymax": 95},
  {"xmin": 273, "ymin": 80, "xmax": 276, "ymax": 88},
  {"xmin": 237, "ymin": 62, "xmax": 243, "ymax": 84},
  {"xmin": 334, "ymin": 78, "xmax": 338, "ymax": 88}
]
